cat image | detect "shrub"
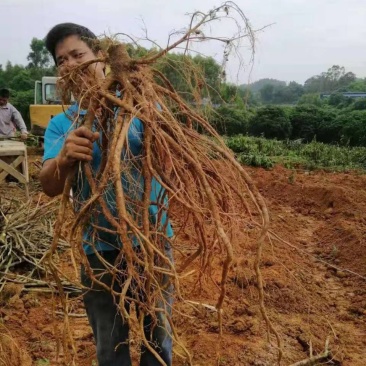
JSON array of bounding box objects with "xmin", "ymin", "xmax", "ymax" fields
[
  {"xmin": 209, "ymin": 106, "xmax": 250, "ymax": 136},
  {"xmin": 353, "ymin": 99, "xmax": 366, "ymax": 111},
  {"xmin": 290, "ymin": 105, "xmax": 340, "ymax": 143},
  {"xmin": 249, "ymin": 105, "xmax": 291, "ymax": 139},
  {"xmin": 337, "ymin": 110, "xmax": 366, "ymax": 146}
]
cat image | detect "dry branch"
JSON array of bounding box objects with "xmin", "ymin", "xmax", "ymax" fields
[{"xmin": 289, "ymin": 338, "xmax": 331, "ymax": 366}]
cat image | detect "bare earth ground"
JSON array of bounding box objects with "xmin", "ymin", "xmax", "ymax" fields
[{"xmin": 0, "ymin": 149, "xmax": 365, "ymax": 365}]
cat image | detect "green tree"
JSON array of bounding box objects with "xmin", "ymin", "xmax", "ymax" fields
[
  {"xmin": 290, "ymin": 105, "xmax": 340, "ymax": 143},
  {"xmin": 259, "ymin": 84, "xmax": 274, "ymax": 103},
  {"xmin": 244, "ymin": 78, "xmax": 286, "ymax": 93},
  {"xmin": 11, "ymin": 90, "xmax": 34, "ymax": 125},
  {"xmin": 337, "ymin": 111, "xmax": 366, "ymax": 146},
  {"xmin": 239, "ymin": 87, "xmax": 259, "ymax": 107},
  {"xmin": 126, "ymin": 44, "xmax": 150, "ymax": 58},
  {"xmin": 194, "ymin": 55, "xmax": 221, "ymax": 95},
  {"xmin": 9, "ymin": 70, "xmax": 34, "ymax": 90},
  {"xmin": 290, "ymin": 105, "xmax": 319, "ymax": 141},
  {"xmin": 257, "ymin": 81, "xmax": 303, "ymax": 105},
  {"xmin": 27, "ymin": 38, "xmax": 51, "ymax": 69},
  {"xmin": 353, "ymin": 99, "xmax": 366, "ymax": 110},
  {"xmin": 326, "ymin": 65, "xmax": 345, "ymax": 89},
  {"xmin": 249, "ymin": 106, "xmax": 291, "ymax": 139},
  {"xmin": 0, "ymin": 62, "xmax": 25, "ymax": 87},
  {"xmin": 298, "ymin": 93, "xmax": 323, "ymax": 106},
  {"xmin": 315, "ymin": 107, "xmax": 340, "ymax": 143},
  {"xmin": 156, "ymin": 53, "xmax": 221, "ymax": 103},
  {"xmin": 338, "ymin": 71, "xmax": 356, "ymax": 87},
  {"xmin": 304, "ymin": 65, "xmax": 356, "ymax": 93},
  {"xmin": 328, "ymin": 92, "xmax": 349, "ymax": 107},
  {"xmin": 209, "ymin": 106, "xmax": 250, "ymax": 136},
  {"xmin": 287, "ymin": 81, "xmax": 304, "ymax": 101},
  {"xmin": 220, "ymin": 83, "xmax": 239, "ymax": 103},
  {"xmin": 347, "ymin": 79, "xmax": 366, "ymax": 92},
  {"xmin": 304, "ymin": 75, "xmax": 325, "ymax": 93}
]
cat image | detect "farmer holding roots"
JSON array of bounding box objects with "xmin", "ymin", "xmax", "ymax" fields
[{"xmin": 40, "ymin": 23, "xmax": 174, "ymax": 366}]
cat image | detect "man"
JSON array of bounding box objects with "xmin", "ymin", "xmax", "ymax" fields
[
  {"xmin": 40, "ymin": 23, "xmax": 173, "ymax": 366},
  {"xmin": 0, "ymin": 88, "xmax": 28, "ymax": 140}
]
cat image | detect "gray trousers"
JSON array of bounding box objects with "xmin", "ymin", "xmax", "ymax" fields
[{"xmin": 81, "ymin": 249, "xmax": 173, "ymax": 366}]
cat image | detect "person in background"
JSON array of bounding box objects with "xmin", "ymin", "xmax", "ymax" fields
[{"xmin": 0, "ymin": 88, "xmax": 28, "ymax": 140}]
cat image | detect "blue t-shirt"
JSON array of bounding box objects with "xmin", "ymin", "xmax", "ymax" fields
[{"xmin": 43, "ymin": 105, "xmax": 173, "ymax": 255}]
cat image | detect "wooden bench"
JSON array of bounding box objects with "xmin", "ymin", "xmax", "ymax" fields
[{"xmin": 0, "ymin": 140, "xmax": 29, "ymax": 199}]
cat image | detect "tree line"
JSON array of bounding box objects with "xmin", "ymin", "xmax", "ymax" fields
[
  {"xmin": 2, "ymin": 37, "xmax": 366, "ymax": 147},
  {"xmin": 212, "ymin": 67, "xmax": 366, "ymax": 147},
  {"xmin": 211, "ymin": 100, "xmax": 366, "ymax": 147}
]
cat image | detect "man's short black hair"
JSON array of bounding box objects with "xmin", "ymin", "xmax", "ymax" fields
[
  {"xmin": 0, "ymin": 88, "xmax": 10, "ymax": 98},
  {"xmin": 45, "ymin": 23, "xmax": 100, "ymax": 64}
]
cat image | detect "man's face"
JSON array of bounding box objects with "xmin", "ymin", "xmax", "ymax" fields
[
  {"xmin": 0, "ymin": 97, "xmax": 8, "ymax": 107},
  {"xmin": 55, "ymin": 35, "xmax": 105, "ymax": 105},
  {"xmin": 55, "ymin": 35, "xmax": 105, "ymax": 80}
]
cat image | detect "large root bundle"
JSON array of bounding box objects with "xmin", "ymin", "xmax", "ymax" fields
[{"xmin": 48, "ymin": 2, "xmax": 282, "ymax": 364}]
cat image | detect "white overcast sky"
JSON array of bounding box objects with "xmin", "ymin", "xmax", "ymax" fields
[{"xmin": 1, "ymin": 0, "xmax": 366, "ymax": 84}]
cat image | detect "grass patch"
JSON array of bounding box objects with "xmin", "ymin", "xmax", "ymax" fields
[{"xmin": 225, "ymin": 135, "xmax": 366, "ymax": 171}]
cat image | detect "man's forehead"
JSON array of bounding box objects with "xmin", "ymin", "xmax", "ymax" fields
[{"xmin": 55, "ymin": 35, "xmax": 88, "ymax": 56}]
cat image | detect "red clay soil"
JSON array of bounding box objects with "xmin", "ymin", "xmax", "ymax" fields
[{"xmin": 0, "ymin": 153, "xmax": 365, "ymax": 365}]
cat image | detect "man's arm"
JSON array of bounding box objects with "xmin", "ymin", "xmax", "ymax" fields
[
  {"xmin": 10, "ymin": 105, "xmax": 28, "ymax": 139},
  {"xmin": 40, "ymin": 126, "xmax": 99, "ymax": 197}
]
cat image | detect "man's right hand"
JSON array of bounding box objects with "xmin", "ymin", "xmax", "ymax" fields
[
  {"xmin": 20, "ymin": 133, "xmax": 28, "ymax": 141},
  {"xmin": 57, "ymin": 126, "xmax": 99, "ymax": 167},
  {"xmin": 40, "ymin": 127, "xmax": 99, "ymax": 197}
]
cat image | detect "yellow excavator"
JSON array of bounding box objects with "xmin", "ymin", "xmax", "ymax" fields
[
  {"xmin": 29, "ymin": 76, "xmax": 65, "ymax": 138},
  {"xmin": 30, "ymin": 66, "xmax": 111, "ymax": 139}
]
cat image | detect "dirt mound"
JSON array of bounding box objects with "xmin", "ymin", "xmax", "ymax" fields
[
  {"xmin": 1, "ymin": 155, "xmax": 366, "ymax": 365},
  {"xmin": 315, "ymin": 221, "xmax": 366, "ymax": 276}
]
